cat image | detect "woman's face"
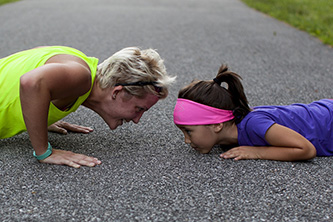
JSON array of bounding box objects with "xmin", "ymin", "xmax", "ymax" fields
[{"xmin": 103, "ymin": 89, "xmax": 159, "ymax": 130}]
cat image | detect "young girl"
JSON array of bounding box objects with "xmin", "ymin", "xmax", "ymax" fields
[{"xmin": 173, "ymin": 64, "xmax": 333, "ymax": 161}]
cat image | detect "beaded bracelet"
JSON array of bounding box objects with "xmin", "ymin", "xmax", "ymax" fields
[{"xmin": 33, "ymin": 142, "xmax": 53, "ymax": 160}]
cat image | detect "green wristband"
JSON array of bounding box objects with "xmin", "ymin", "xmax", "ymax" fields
[{"xmin": 33, "ymin": 142, "xmax": 53, "ymax": 160}]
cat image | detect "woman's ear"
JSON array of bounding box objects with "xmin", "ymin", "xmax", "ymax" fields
[
  {"xmin": 112, "ymin": 85, "xmax": 123, "ymax": 99},
  {"xmin": 212, "ymin": 123, "xmax": 224, "ymax": 133}
]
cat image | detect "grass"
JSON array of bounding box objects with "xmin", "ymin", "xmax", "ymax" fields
[
  {"xmin": 241, "ymin": 0, "xmax": 333, "ymax": 46},
  {"xmin": 0, "ymin": 0, "xmax": 19, "ymax": 6}
]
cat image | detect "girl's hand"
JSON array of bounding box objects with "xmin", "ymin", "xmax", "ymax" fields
[
  {"xmin": 39, "ymin": 148, "xmax": 101, "ymax": 168},
  {"xmin": 220, "ymin": 146, "xmax": 261, "ymax": 160},
  {"xmin": 48, "ymin": 121, "xmax": 93, "ymax": 135}
]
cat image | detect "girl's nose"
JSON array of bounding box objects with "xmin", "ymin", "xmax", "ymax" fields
[{"xmin": 184, "ymin": 136, "xmax": 191, "ymax": 144}]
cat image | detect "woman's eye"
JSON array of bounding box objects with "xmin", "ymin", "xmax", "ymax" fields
[{"xmin": 136, "ymin": 107, "xmax": 144, "ymax": 113}]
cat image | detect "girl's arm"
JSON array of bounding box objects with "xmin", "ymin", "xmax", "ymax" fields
[
  {"xmin": 20, "ymin": 61, "xmax": 101, "ymax": 168},
  {"xmin": 220, "ymin": 123, "xmax": 317, "ymax": 161}
]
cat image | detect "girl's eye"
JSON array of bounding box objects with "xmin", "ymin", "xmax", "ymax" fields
[{"xmin": 185, "ymin": 129, "xmax": 191, "ymax": 135}]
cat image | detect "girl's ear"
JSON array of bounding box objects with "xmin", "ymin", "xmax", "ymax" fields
[{"xmin": 212, "ymin": 123, "xmax": 224, "ymax": 133}]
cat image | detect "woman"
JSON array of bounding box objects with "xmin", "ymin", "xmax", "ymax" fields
[{"xmin": 0, "ymin": 46, "xmax": 176, "ymax": 168}]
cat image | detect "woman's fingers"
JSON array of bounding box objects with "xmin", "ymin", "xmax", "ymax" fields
[{"xmin": 48, "ymin": 121, "xmax": 93, "ymax": 134}]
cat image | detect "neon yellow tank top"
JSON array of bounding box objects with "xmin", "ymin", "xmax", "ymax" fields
[{"xmin": 0, "ymin": 46, "xmax": 99, "ymax": 139}]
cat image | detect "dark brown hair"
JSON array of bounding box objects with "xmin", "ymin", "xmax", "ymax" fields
[{"xmin": 178, "ymin": 64, "xmax": 251, "ymax": 123}]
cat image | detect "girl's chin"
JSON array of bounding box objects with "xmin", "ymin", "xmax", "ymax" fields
[{"xmin": 193, "ymin": 147, "xmax": 211, "ymax": 154}]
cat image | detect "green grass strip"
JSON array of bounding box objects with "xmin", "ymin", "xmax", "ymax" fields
[
  {"xmin": 0, "ymin": 0, "xmax": 20, "ymax": 6},
  {"xmin": 241, "ymin": 0, "xmax": 333, "ymax": 46}
]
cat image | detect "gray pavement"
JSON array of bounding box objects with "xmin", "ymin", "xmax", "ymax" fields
[{"xmin": 0, "ymin": 0, "xmax": 332, "ymax": 221}]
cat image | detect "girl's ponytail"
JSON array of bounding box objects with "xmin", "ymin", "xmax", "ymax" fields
[
  {"xmin": 178, "ymin": 64, "xmax": 251, "ymax": 124},
  {"xmin": 213, "ymin": 64, "xmax": 251, "ymax": 123}
]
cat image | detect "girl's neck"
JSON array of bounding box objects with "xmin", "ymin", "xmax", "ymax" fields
[{"xmin": 218, "ymin": 123, "xmax": 238, "ymax": 146}]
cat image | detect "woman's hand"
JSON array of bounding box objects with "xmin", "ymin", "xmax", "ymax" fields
[
  {"xmin": 39, "ymin": 148, "xmax": 101, "ymax": 168},
  {"xmin": 48, "ymin": 121, "xmax": 93, "ymax": 135}
]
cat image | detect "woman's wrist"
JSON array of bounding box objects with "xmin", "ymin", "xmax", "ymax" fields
[{"xmin": 33, "ymin": 142, "xmax": 53, "ymax": 160}]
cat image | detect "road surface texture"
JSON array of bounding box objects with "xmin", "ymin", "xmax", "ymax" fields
[{"xmin": 0, "ymin": 0, "xmax": 332, "ymax": 221}]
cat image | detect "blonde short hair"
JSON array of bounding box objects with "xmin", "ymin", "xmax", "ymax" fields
[{"xmin": 96, "ymin": 47, "xmax": 176, "ymax": 99}]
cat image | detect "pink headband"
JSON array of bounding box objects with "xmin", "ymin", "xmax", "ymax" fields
[{"xmin": 173, "ymin": 98, "xmax": 234, "ymax": 125}]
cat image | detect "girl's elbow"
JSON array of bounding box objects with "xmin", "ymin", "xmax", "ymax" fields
[
  {"xmin": 303, "ymin": 144, "xmax": 317, "ymax": 160},
  {"xmin": 308, "ymin": 146, "xmax": 317, "ymax": 159}
]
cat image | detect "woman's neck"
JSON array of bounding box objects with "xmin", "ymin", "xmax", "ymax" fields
[{"xmin": 82, "ymin": 81, "xmax": 104, "ymax": 111}]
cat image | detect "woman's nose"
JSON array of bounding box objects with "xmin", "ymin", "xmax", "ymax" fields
[{"xmin": 132, "ymin": 112, "xmax": 144, "ymax": 124}]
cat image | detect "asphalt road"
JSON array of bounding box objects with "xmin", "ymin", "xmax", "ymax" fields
[{"xmin": 0, "ymin": 0, "xmax": 332, "ymax": 221}]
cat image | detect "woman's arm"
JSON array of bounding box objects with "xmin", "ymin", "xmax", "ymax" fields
[
  {"xmin": 220, "ymin": 123, "xmax": 317, "ymax": 161},
  {"xmin": 20, "ymin": 61, "xmax": 101, "ymax": 168}
]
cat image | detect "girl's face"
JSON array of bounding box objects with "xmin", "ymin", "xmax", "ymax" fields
[{"xmin": 176, "ymin": 124, "xmax": 218, "ymax": 153}]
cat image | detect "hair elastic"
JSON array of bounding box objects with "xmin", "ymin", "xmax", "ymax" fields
[
  {"xmin": 213, "ymin": 78, "xmax": 221, "ymax": 85},
  {"xmin": 173, "ymin": 98, "xmax": 234, "ymax": 125},
  {"xmin": 115, "ymin": 81, "xmax": 162, "ymax": 92},
  {"xmin": 115, "ymin": 81, "xmax": 157, "ymax": 87}
]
